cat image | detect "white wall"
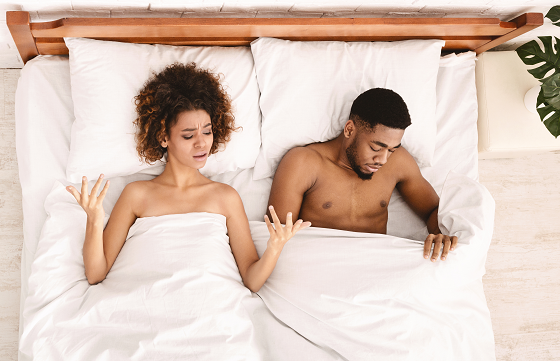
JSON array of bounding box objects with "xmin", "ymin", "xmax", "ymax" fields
[{"xmin": 0, "ymin": 0, "xmax": 559, "ymax": 68}]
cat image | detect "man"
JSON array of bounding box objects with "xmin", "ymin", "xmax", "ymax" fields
[{"xmin": 267, "ymin": 88, "xmax": 457, "ymax": 262}]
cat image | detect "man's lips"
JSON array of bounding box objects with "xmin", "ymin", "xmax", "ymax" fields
[
  {"xmin": 193, "ymin": 152, "xmax": 208, "ymax": 161},
  {"xmin": 365, "ymin": 165, "xmax": 380, "ymax": 173}
]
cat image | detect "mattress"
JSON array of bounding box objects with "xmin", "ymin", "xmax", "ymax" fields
[{"xmin": 15, "ymin": 51, "xmax": 485, "ymax": 360}]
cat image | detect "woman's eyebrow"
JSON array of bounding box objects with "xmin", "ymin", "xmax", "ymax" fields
[{"xmin": 181, "ymin": 123, "xmax": 212, "ymax": 132}]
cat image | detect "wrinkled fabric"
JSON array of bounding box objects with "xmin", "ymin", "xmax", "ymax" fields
[
  {"xmin": 252, "ymin": 172, "xmax": 496, "ymax": 361},
  {"xmin": 20, "ymin": 212, "xmax": 258, "ymax": 361}
]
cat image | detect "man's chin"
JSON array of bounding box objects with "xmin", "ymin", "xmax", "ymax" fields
[{"xmin": 355, "ymin": 168, "xmax": 374, "ymax": 180}]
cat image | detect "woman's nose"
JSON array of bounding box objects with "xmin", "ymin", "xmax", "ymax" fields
[{"xmin": 193, "ymin": 133, "xmax": 206, "ymax": 148}]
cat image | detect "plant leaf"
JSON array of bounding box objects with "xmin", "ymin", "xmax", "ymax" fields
[
  {"xmin": 542, "ymin": 73, "xmax": 560, "ymax": 109},
  {"xmin": 515, "ymin": 37, "xmax": 560, "ymax": 81},
  {"xmin": 546, "ymin": 6, "xmax": 560, "ymax": 26},
  {"xmin": 536, "ymin": 96, "xmax": 560, "ymax": 138},
  {"xmin": 543, "ymin": 113, "xmax": 560, "ymax": 137},
  {"xmin": 537, "ymin": 87, "xmax": 546, "ymax": 107}
]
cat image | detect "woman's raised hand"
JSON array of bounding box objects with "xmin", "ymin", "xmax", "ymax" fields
[
  {"xmin": 66, "ymin": 174, "xmax": 110, "ymax": 221},
  {"xmin": 264, "ymin": 205, "xmax": 311, "ymax": 252}
]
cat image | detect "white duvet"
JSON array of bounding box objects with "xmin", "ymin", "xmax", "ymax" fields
[
  {"xmin": 19, "ymin": 172, "xmax": 495, "ymax": 361},
  {"xmin": 20, "ymin": 208, "xmax": 258, "ymax": 360},
  {"xmin": 251, "ymin": 172, "xmax": 496, "ymax": 361}
]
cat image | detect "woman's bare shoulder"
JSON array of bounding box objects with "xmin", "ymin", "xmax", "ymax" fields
[
  {"xmin": 122, "ymin": 179, "xmax": 153, "ymax": 195},
  {"xmin": 204, "ymin": 181, "xmax": 244, "ymax": 216},
  {"xmin": 117, "ymin": 180, "xmax": 154, "ymax": 210},
  {"xmin": 206, "ymin": 180, "xmax": 239, "ymax": 200}
]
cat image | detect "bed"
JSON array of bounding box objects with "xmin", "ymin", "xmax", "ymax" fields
[{"xmin": 8, "ymin": 10, "xmax": 543, "ymax": 361}]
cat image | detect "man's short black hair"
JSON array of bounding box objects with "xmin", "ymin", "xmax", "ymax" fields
[{"xmin": 349, "ymin": 88, "xmax": 411, "ymax": 130}]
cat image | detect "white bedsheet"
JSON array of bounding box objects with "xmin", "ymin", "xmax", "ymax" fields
[
  {"xmin": 16, "ymin": 51, "xmax": 486, "ymax": 359},
  {"xmin": 20, "ymin": 210, "xmax": 259, "ymax": 360},
  {"xmin": 251, "ymin": 172, "xmax": 496, "ymax": 361}
]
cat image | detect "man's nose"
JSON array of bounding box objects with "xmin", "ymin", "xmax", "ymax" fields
[{"xmin": 375, "ymin": 150, "xmax": 389, "ymax": 165}]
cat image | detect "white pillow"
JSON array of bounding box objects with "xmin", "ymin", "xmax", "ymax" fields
[
  {"xmin": 250, "ymin": 37, "xmax": 444, "ymax": 180},
  {"xmin": 65, "ymin": 37, "xmax": 261, "ymax": 182}
]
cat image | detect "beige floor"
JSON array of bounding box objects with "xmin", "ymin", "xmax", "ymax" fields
[
  {"xmin": 0, "ymin": 69, "xmax": 22, "ymax": 361},
  {"xmin": 0, "ymin": 68, "xmax": 559, "ymax": 360},
  {"xmin": 479, "ymin": 152, "xmax": 560, "ymax": 360}
]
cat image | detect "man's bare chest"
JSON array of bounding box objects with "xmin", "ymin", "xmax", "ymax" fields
[{"xmin": 302, "ymin": 171, "xmax": 396, "ymax": 219}]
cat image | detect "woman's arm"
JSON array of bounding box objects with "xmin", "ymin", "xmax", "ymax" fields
[
  {"xmin": 67, "ymin": 175, "xmax": 138, "ymax": 284},
  {"xmin": 223, "ymin": 187, "xmax": 310, "ymax": 292}
]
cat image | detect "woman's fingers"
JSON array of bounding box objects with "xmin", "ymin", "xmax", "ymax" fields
[
  {"xmin": 90, "ymin": 174, "xmax": 104, "ymax": 198},
  {"xmin": 264, "ymin": 215, "xmax": 275, "ymax": 234},
  {"xmin": 80, "ymin": 176, "xmax": 89, "ymax": 202},
  {"xmin": 98, "ymin": 179, "xmax": 110, "ymax": 202},
  {"xmin": 291, "ymin": 219, "xmax": 302, "ymax": 232},
  {"xmin": 291, "ymin": 219, "xmax": 304, "ymax": 233},
  {"xmin": 66, "ymin": 186, "xmax": 81, "ymax": 203},
  {"xmin": 285, "ymin": 211, "xmax": 293, "ymax": 229},
  {"xmin": 269, "ymin": 206, "xmax": 283, "ymax": 232},
  {"xmin": 265, "ymin": 207, "xmax": 311, "ymax": 240},
  {"xmin": 68, "ymin": 174, "xmax": 110, "ymax": 206}
]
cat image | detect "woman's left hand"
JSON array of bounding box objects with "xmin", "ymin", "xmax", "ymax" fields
[{"xmin": 264, "ymin": 205, "xmax": 311, "ymax": 252}]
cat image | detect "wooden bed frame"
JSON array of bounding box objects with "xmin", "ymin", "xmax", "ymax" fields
[{"xmin": 7, "ymin": 11, "xmax": 543, "ymax": 64}]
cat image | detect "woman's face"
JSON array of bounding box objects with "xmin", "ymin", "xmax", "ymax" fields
[{"xmin": 163, "ymin": 109, "xmax": 213, "ymax": 170}]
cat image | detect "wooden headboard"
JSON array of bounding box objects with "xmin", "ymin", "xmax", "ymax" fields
[{"xmin": 7, "ymin": 11, "xmax": 543, "ymax": 64}]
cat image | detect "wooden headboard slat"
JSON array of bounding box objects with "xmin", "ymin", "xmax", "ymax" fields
[
  {"xmin": 35, "ymin": 36, "xmax": 494, "ymax": 55},
  {"xmin": 30, "ymin": 18, "xmax": 515, "ymax": 38},
  {"xmin": 7, "ymin": 11, "xmax": 543, "ymax": 64},
  {"xmin": 475, "ymin": 13, "xmax": 543, "ymax": 53},
  {"xmin": 6, "ymin": 12, "xmax": 39, "ymax": 62}
]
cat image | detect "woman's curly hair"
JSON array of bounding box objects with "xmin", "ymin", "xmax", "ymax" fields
[{"xmin": 134, "ymin": 62, "xmax": 237, "ymax": 164}]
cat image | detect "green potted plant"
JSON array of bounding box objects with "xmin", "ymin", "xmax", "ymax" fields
[{"xmin": 516, "ymin": 5, "xmax": 560, "ymax": 138}]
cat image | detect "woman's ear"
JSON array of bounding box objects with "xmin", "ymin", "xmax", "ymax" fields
[{"xmin": 161, "ymin": 132, "xmax": 170, "ymax": 148}]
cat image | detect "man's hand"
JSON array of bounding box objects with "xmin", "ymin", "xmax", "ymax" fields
[{"xmin": 423, "ymin": 234, "xmax": 458, "ymax": 262}]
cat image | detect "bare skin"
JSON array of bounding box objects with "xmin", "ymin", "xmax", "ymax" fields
[
  {"xmin": 67, "ymin": 109, "xmax": 310, "ymax": 289},
  {"xmin": 268, "ymin": 120, "xmax": 458, "ymax": 262}
]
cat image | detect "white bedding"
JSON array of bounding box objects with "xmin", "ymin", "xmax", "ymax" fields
[
  {"xmin": 20, "ymin": 210, "xmax": 259, "ymax": 360},
  {"xmin": 250, "ymin": 172, "xmax": 495, "ymax": 361},
  {"xmin": 16, "ymin": 50, "xmax": 490, "ymax": 360}
]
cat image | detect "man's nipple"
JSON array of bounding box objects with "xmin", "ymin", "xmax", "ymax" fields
[
  {"xmin": 380, "ymin": 200, "xmax": 387, "ymax": 208},
  {"xmin": 322, "ymin": 201, "xmax": 333, "ymax": 209}
]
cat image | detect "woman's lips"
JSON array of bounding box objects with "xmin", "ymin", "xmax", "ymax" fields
[{"xmin": 193, "ymin": 152, "xmax": 208, "ymax": 162}]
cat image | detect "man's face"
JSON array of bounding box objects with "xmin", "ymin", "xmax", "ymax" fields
[{"xmin": 345, "ymin": 124, "xmax": 404, "ymax": 180}]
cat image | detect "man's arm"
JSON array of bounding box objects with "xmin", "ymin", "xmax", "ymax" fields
[
  {"xmin": 394, "ymin": 148, "xmax": 458, "ymax": 261},
  {"xmin": 267, "ymin": 147, "xmax": 319, "ymax": 224}
]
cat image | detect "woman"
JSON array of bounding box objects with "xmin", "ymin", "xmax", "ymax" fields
[{"xmin": 66, "ymin": 62, "xmax": 310, "ymax": 291}]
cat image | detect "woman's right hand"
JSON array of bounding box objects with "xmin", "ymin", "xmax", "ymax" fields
[
  {"xmin": 66, "ymin": 174, "xmax": 110, "ymax": 222},
  {"xmin": 264, "ymin": 205, "xmax": 311, "ymax": 252}
]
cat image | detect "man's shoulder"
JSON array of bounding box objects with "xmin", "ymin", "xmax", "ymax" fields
[
  {"xmin": 282, "ymin": 144, "xmax": 327, "ymax": 169},
  {"xmin": 276, "ymin": 145, "xmax": 324, "ymax": 178},
  {"xmin": 285, "ymin": 144, "xmax": 323, "ymax": 160},
  {"xmin": 387, "ymin": 146, "xmax": 422, "ymax": 181}
]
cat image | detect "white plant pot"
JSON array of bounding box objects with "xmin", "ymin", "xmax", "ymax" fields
[{"xmin": 524, "ymin": 85, "xmax": 541, "ymax": 115}]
